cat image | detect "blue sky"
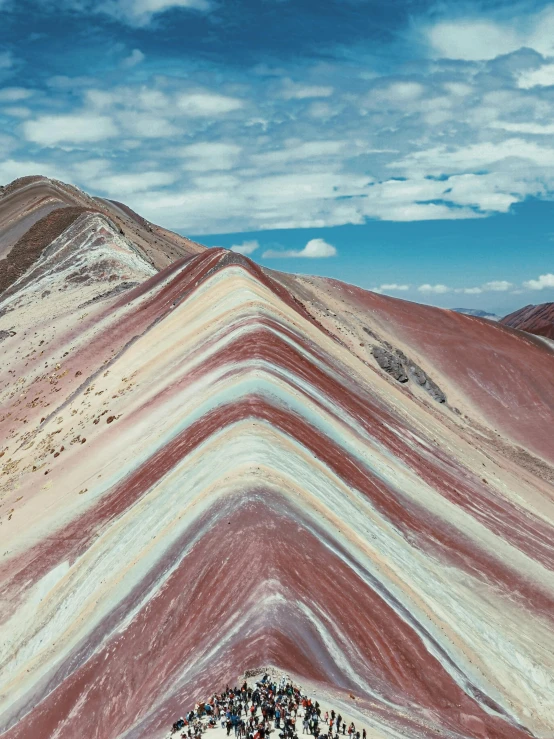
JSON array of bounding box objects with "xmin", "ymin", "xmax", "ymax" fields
[{"xmin": 1, "ymin": 0, "xmax": 554, "ymax": 313}]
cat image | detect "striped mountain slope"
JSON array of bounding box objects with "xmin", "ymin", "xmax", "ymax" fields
[{"xmin": 0, "ymin": 178, "xmax": 553, "ymax": 739}]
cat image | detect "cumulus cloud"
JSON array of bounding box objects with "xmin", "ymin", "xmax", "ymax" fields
[
  {"xmin": 12, "ymin": 11, "xmax": 554, "ymax": 234},
  {"xmin": 418, "ymin": 280, "xmax": 513, "ymax": 295},
  {"xmin": 23, "ymin": 114, "xmax": 118, "ymax": 145},
  {"xmin": 427, "ymin": 21, "xmax": 521, "ymax": 61},
  {"xmin": 418, "ymin": 284, "xmax": 450, "ymax": 294},
  {"xmin": 229, "ymin": 240, "xmax": 259, "ymax": 255},
  {"xmin": 263, "ymin": 238, "xmax": 337, "ymax": 259},
  {"xmin": 251, "ymin": 140, "xmax": 347, "ymax": 168},
  {"xmin": 489, "ymin": 121, "xmax": 554, "ymax": 135},
  {"xmin": 523, "ymin": 273, "xmax": 554, "ymax": 290},
  {"xmin": 121, "ymin": 48, "xmax": 145, "ymax": 68},
  {"xmin": 518, "ymin": 63, "xmax": 554, "ymax": 89},
  {"xmin": 451, "ymin": 280, "xmax": 513, "ymax": 294},
  {"xmin": 371, "ymin": 284, "xmax": 410, "ymax": 294},
  {"xmin": 176, "ymin": 92, "xmax": 243, "ymax": 117},
  {"xmin": 367, "ymin": 81, "xmax": 425, "ymax": 108},
  {"xmin": 178, "ymin": 142, "xmax": 242, "ymax": 171},
  {"xmin": 482, "ymin": 280, "xmax": 512, "ymax": 291},
  {"xmin": 393, "ymin": 139, "xmax": 554, "ymax": 176},
  {"xmin": 425, "ymin": 7, "xmax": 554, "ymax": 60},
  {"xmin": 95, "ymin": 171, "xmax": 177, "ymax": 195},
  {"xmin": 0, "ymin": 158, "xmax": 70, "ymax": 184},
  {"xmin": 120, "ymin": 113, "xmax": 180, "ymax": 138}
]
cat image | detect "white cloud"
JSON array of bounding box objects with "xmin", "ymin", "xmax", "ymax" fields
[
  {"xmin": 251, "ymin": 140, "xmax": 347, "ymax": 168},
  {"xmin": 426, "ymin": 21, "xmax": 520, "ymax": 61},
  {"xmin": 121, "ymin": 48, "xmax": 145, "ymax": 68},
  {"xmin": 523, "ymin": 273, "xmax": 554, "ymax": 290},
  {"xmin": 385, "ymin": 144, "xmax": 554, "ymax": 215},
  {"xmin": 380, "ymin": 81, "xmax": 424, "ymax": 102},
  {"xmin": 363, "ymin": 82, "xmax": 426, "ymax": 113},
  {"xmin": 178, "ymin": 142, "xmax": 242, "ymax": 171},
  {"xmin": 418, "ymin": 284, "xmax": 450, "ymax": 294},
  {"xmin": 483, "ymin": 280, "xmax": 512, "ymax": 291},
  {"xmin": 263, "ymin": 238, "xmax": 337, "ymax": 259},
  {"xmin": 95, "ymin": 171, "xmax": 177, "ymax": 195},
  {"xmin": 279, "ymin": 80, "xmax": 334, "ymax": 100},
  {"xmin": 489, "ymin": 121, "xmax": 554, "ymax": 135},
  {"xmin": 191, "ymin": 173, "xmax": 239, "ymax": 191},
  {"xmin": 425, "ymin": 7, "xmax": 554, "ymax": 60},
  {"xmin": 241, "ymin": 172, "xmax": 370, "ymax": 206},
  {"xmin": 380, "ymin": 283, "xmax": 409, "ymax": 290},
  {"xmin": 0, "ymin": 87, "xmax": 33, "ymax": 102},
  {"xmin": 23, "ymin": 114, "xmax": 118, "ymax": 145},
  {"xmin": 14, "ymin": 25, "xmax": 554, "ymax": 234},
  {"xmin": 229, "ymin": 240, "xmax": 259, "ymax": 255},
  {"xmin": 119, "ymin": 113, "xmax": 180, "ymax": 138},
  {"xmin": 452, "ymin": 280, "xmax": 512, "ymax": 294},
  {"xmin": 0, "ymin": 158, "xmax": 70, "ymax": 185},
  {"xmin": 347, "ymin": 175, "xmax": 488, "ymax": 221},
  {"xmin": 129, "ymin": 170, "xmax": 485, "ymax": 233},
  {"xmin": 175, "ymin": 91, "xmax": 243, "ymax": 117},
  {"xmin": 442, "ymin": 82, "xmax": 473, "ymax": 97},
  {"xmin": 518, "ymin": 63, "xmax": 554, "ymax": 89},
  {"xmin": 372, "ymin": 283, "xmax": 410, "ymax": 293},
  {"xmin": 72, "ymin": 158, "xmax": 112, "ymax": 181}
]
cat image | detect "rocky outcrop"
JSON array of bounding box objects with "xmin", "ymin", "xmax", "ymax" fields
[
  {"xmin": 396, "ymin": 349, "xmax": 447, "ymax": 403},
  {"xmin": 371, "ymin": 346, "xmax": 408, "ymax": 382},
  {"xmin": 366, "ymin": 331, "xmax": 446, "ymax": 403}
]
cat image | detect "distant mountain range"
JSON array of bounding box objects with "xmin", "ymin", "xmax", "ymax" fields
[{"xmin": 452, "ymin": 308, "xmax": 500, "ymax": 320}]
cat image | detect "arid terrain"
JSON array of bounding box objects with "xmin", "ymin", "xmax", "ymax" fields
[
  {"xmin": 1, "ymin": 177, "xmax": 553, "ymax": 739},
  {"xmin": 501, "ymin": 302, "xmax": 554, "ymax": 341}
]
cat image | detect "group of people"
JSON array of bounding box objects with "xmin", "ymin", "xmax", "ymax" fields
[{"xmin": 170, "ymin": 674, "xmax": 367, "ymax": 739}]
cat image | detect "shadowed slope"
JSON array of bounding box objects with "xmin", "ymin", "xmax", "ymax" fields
[{"xmin": 0, "ymin": 180, "xmax": 553, "ymax": 739}]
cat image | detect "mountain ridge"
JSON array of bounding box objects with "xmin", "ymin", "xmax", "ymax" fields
[{"xmin": 0, "ymin": 176, "xmax": 553, "ymax": 739}]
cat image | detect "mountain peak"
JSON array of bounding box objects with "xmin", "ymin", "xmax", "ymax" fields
[
  {"xmin": 1, "ymin": 178, "xmax": 554, "ymax": 739},
  {"xmin": 501, "ymin": 301, "xmax": 554, "ymax": 340}
]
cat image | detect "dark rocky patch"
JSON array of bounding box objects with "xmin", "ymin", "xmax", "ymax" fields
[
  {"xmin": 396, "ymin": 350, "xmax": 447, "ymax": 403},
  {"xmin": 371, "ymin": 347, "xmax": 408, "ymax": 383},
  {"xmin": 370, "ymin": 342, "xmax": 446, "ymax": 403}
]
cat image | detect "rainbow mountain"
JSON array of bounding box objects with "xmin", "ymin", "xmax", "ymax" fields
[{"xmin": 1, "ymin": 177, "xmax": 553, "ymax": 739}]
